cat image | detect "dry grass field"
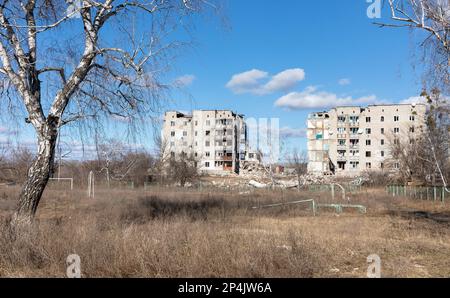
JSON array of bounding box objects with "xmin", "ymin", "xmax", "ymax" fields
[{"xmin": 0, "ymin": 184, "xmax": 449, "ymax": 277}]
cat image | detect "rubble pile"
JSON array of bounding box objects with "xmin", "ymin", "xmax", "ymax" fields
[{"xmin": 300, "ymin": 173, "xmax": 333, "ymax": 185}]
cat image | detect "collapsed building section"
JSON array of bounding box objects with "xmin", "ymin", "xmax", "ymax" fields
[{"xmin": 162, "ymin": 110, "xmax": 248, "ymax": 175}]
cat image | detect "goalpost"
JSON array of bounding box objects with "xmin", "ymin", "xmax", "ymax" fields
[{"xmin": 49, "ymin": 177, "xmax": 74, "ymax": 190}]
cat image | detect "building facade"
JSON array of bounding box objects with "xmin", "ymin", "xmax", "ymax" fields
[
  {"xmin": 307, "ymin": 104, "xmax": 427, "ymax": 176},
  {"xmin": 162, "ymin": 110, "xmax": 247, "ymax": 174}
]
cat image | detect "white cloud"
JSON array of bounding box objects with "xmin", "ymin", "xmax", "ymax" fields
[
  {"xmin": 0, "ymin": 126, "xmax": 18, "ymax": 136},
  {"xmin": 280, "ymin": 126, "xmax": 306, "ymax": 138},
  {"xmin": 401, "ymin": 93, "xmax": 450, "ymax": 105},
  {"xmin": 264, "ymin": 69, "xmax": 306, "ymax": 93},
  {"xmin": 274, "ymin": 86, "xmax": 377, "ymax": 110},
  {"xmin": 225, "ymin": 69, "xmax": 268, "ymax": 94},
  {"xmin": 226, "ymin": 68, "xmax": 305, "ymax": 95},
  {"xmin": 338, "ymin": 78, "xmax": 351, "ymax": 86},
  {"xmin": 174, "ymin": 74, "xmax": 196, "ymax": 87},
  {"xmin": 400, "ymin": 96, "xmax": 428, "ymax": 105}
]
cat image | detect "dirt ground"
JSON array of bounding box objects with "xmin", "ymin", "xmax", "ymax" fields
[{"xmin": 0, "ymin": 183, "xmax": 449, "ymax": 277}]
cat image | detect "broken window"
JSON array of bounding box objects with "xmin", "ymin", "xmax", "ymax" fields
[
  {"xmin": 350, "ymin": 139, "xmax": 359, "ymax": 146},
  {"xmin": 350, "ymin": 149, "xmax": 359, "ymax": 156},
  {"xmin": 350, "ymin": 127, "xmax": 358, "ymax": 134},
  {"xmin": 350, "ymin": 161, "xmax": 359, "ymax": 169},
  {"xmin": 349, "ymin": 116, "xmax": 359, "ymax": 123}
]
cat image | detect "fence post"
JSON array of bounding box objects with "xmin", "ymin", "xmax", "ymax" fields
[
  {"xmin": 87, "ymin": 171, "xmax": 95, "ymax": 199},
  {"xmin": 331, "ymin": 184, "xmax": 335, "ymax": 201},
  {"xmin": 434, "ymin": 187, "xmax": 437, "ymax": 201},
  {"xmin": 312, "ymin": 200, "xmax": 316, "ymax": 216}
]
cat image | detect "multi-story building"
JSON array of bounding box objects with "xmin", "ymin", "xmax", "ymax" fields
[
  {"xmin": 162, "ymin": 110, "xmax": 247, "ymax": 174},
  {"xmin": 307, "ymin": 103, "xmax": 427, "ymax": 176}
]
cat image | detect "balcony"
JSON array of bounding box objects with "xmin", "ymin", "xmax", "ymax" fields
[
  {"xmin": 217, "ymin": 156, "xmax": 233, "ymax": 161},
  {"xmin": 216, "ymin": 144, "xmax": 233, "ymax": 151},
  {"xmin": 337, "ymin": 155, "xmax": 347, "ymax": 161},
  {"xmin": 337, "ymin": 144, "xmax": 347, "ymax": 150},
  {"xmin": 214, "ymin": 122, "xmax": 233, "ymax": 129},
  {"xmin": 215, "ymin": 134, "xmax": 233, "ymax": 141}
]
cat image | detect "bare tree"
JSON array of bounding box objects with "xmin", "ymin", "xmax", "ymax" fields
[
  {"xmin": 151, "ymin": 126, "xmax": 172, "ymax": 183},
  {"xmin": 387, "ymin": 89, "xmax": 449, "ymax": 185},
  {"xmin": 0, "ymin": 141, "xmax": 7, "ymax": 164},
  {"xmin": 0, "ymin": 0, "xmax": 215, "ymax": 223},
  {"xmin": 376, "ymin": 0, "xmax": 449, "ymax": 92},
  {"xmin": 96, "ymin": 138, "xmax": 138, "ymax": 186},
  {"xmin": 167, "ymin": 152, "xmax": 198, "ymax": 187},
  {"xmin": 422, "ymin": 88, "xmax": 450, "ymax": 188},
  {"xmin": 287, "ymin": 149, "xmax": 308, "ymax": 191},
  {"xmin": 0, "ymin": 146, "xmax": 34, "ymax": 184}
]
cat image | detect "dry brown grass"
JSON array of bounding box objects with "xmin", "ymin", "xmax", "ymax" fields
[{"xmin": 0, "ymin": 184, "xmax": 449, "ymax": 277}]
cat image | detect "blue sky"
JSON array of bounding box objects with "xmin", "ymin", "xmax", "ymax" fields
[
  {"xmin": 166, "ymin": 0, "xmax": 424, "ymax": 154},
  {"xmin": 1, "ymin": 0, "xmax": 427, "ymax": 159}
]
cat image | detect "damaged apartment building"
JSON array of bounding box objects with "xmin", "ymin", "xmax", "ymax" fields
[
  {"xmin": 307, "ymin": 103, "xmax": 427, "ymax": 176},
  {"xmin": 162, "ymin": 110, "xmax": 248, "ymax": 174}
]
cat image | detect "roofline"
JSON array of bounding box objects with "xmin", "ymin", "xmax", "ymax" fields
[
  {"xmin": 331, "ymin": 103, "xmax": 427, "ymax": 109},
  {"xmin": 308, "ymin": 103, "xmax": 427, "ymax": 114},
  {"xmin": 165, "ymin": 109, "xmax": 244, "ymax": 118}
]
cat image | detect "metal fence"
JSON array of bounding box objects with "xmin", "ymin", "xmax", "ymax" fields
[
  {"xmin": 386, "ymin": 185, "xmax": 448, "ymax": 202},
  {"xmin": 307, "ymin": 184, "xmax": 362, "ymax": 193}
]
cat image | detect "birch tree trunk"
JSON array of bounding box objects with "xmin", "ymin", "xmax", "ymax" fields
[
  {"xmin": 14, "ymin": 118, "xmax": 58, "ymax": 224},
  {"xmin": 0, "ymin": 0, "xmax": 212, "ymax": 225}
]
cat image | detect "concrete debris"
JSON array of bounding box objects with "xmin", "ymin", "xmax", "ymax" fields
[
  {"xmin": 249, "ymin": 180, "xmax": 267, "ymax": 188},
  {"xmin": 274, "ymin": 180, "xmax": 298, "ymax": 188},
  {"xmin": 276, "ymin": 245, "xmax": 292, "ymax": 251},
  {"xmin": 238, "ymin": 191, "xmax": 251, "ymax": 195},
  {"xmin": 301, "ymin": 173, "xmax": 333, "ymax": 185}
]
